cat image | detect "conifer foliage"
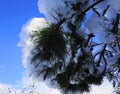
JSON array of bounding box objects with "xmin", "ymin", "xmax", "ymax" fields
[{"xmin": 30, "ymin": 0, "xmax": 120, "ymax": 93}]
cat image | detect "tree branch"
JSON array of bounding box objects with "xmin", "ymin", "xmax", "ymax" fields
[
  {"xmin": 55, "ymin": 0, "xmax": 105, "ymax": 29},
  {"xmin": 77, "ymin": 0, "xmax": 104, "ymax": 23},
  {"xmin": 102, "ymin": 5, "xmax": 110, "ymax": 16},
  {"xmin": 111, "ymin": 14, "xmax": 120, "ymax": 34},
  {"xmin": 96, "ymin": 44, "xmax": 107, "ymax": 67},
  {"xmin": 82, "ymin": 0, "xmax": 105, "ymax": 14},
  {"xmin": 92, "ymin": 7, "xmax": 100, "ymax": 17}
]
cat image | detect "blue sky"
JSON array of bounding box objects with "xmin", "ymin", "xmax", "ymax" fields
[{"xmin": 0, "ymin": 0, "xmax": 44, "ymax": 85}]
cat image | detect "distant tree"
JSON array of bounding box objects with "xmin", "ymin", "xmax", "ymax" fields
[{"xmin": 30, "ymin": 0, "xmax": 120, "ymax": 94}]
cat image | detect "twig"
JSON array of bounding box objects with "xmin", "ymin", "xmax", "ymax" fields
[
  {"xmin": 92, "ymin": 7, "xmax": 100, "ymax": 17},
  {"xmin": 102, "ymin": 5, "xmax": 110, "ymax": 16},
  {"xmin": 101, "ymin": 55, "xmax": 107, "ymax": 75}
]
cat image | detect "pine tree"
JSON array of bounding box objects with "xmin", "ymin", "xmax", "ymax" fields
[{"xmin": 29, "ymin": 0, "xmax": 120, "ymax": 94}]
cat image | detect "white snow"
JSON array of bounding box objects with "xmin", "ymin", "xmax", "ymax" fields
[
  {"xmin": 86, "ymin": 13, "xmax": 104, "ymax": 34},
  {"xmin": 108, "ymin": 0, "xmax": 120, "ymax": 13}
]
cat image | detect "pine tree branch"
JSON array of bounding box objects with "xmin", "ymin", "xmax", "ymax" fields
[
  {"xmin": 85, "ymin": 33, "xmax": 95, "ymax": 46},
  {"xmin": 55, "ymin": 0, "xmax": 105, "ymax": 29},
  {"xmin": 82, "ymin": 0, "xmax": 105, "ymax": 14},
  {"xmin": 111, "ymin": 14, "xmax": 120, "ymax": 34},
  {"xmin": 54, "ymin": 0, "xmax": 105, "ymax": 32},
  {"xmin": 77, "ymin": 0, "xmax": 104, "ymax": 23},
  {"xmin": 96, "ymin": 44, "xmax": 107, "ymax": 67},
  {"xmin": 56, "ymin": 18, "xmax": 66, "ymax": 29},
  {"xmin": 101, "ymin": 54, "xmax": 107, "ymax": 75},
  {"xmin": 116, "ymin": 37, "xmax": 120, "ymax": 50}
]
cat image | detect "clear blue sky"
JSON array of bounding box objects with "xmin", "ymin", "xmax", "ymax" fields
[{"xmin": 0, "ymin": 0, "xmax": 44, "ymax": 85}]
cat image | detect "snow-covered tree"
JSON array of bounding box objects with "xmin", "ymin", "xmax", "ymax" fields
[{"xmin": 22, "ymin": 0, "xmax": 120, "ymax": 94}]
